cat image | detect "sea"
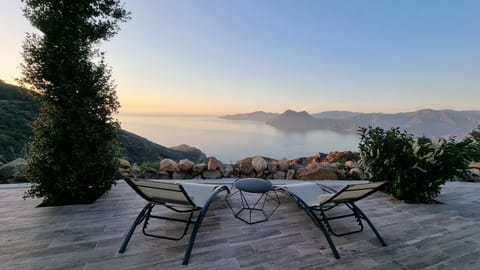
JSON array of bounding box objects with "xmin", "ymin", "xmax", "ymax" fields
[{"xmin": 118, "ymin": 113, "xmax": 359, "ymax": 163}]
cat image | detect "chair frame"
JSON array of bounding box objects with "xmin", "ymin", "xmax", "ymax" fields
[
  {"xmin": 119, "ymin": 178, "xmax": 229, "ymax": 265},
  {"xmin": 278, "ymin": 182, "xmax": 387, "ymax": 259}
]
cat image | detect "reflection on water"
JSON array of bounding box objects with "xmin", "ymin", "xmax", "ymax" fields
[{"xmin": 118, "ymin": 114, "xmax": 359, "ymax": 162}]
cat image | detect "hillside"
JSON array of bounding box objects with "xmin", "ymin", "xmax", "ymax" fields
[
  {"xmin": 224, "ymin": 109, "xmax": 480, "ymax": 138},
  {"xmin": 0, "ymin": 81, "xmax": 206, "ymax": 163},
  {"xmin": 0, "ymin": 82, "xmax": 39, "ymax": 162}
]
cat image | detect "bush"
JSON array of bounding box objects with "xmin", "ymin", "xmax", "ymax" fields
[{"xmin": 358, "ymin": 126, "xmax": 479, "ymax": 203}]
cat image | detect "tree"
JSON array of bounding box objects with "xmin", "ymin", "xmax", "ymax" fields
[{"xmin": 20, "ymin": 0, "xmax": 130, "ymax": 205}]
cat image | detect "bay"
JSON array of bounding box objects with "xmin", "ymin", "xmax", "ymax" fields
[{"xmin": 118, "ymin": 114, "xmax": 359, "ymax": 163}]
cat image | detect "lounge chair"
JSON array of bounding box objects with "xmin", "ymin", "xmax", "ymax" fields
[
  {"xmin": 276, "ymin": 181, "xmax": 387, "ymax": 259},
  {"xmin": 119, "ymin": 178, "xmax": 229, "ymax": 265}
]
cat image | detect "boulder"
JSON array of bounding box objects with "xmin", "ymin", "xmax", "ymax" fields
[
  {"xmin": 267, "ymin": 161, "xmax": 278, "ymax": 173},
  {"xmin": 0, "ymin": 158, "xmax": 28, "ymax": 181},
  {"xmin": 470, "ymin": 162, "xmax": 480, "ymax": 170},
  {"xmin": 207, "ymin": 156, "xmax": 219, "ymax": 171},
  {"xmin": 142, "ymin": 171, "xmax": 170, "ymax": 179},
  {"xmin": 236, "ymin": 157, "xmax": 253, "ymax": 175},
  {"xmin": 349, "ymin": 167, "xmax": 368, "ymax": 180},
  {"xmin": 296, "ymin": 162, "xmax": 339, "ymax": 180},
  {"xmin": 252, "ymin": 156, "xmax": 267, "ymax": 174},
  {"xmin": 220, "ymin": 164, "xmax": 234, "ymax": 178},
  {"xmin": 131, "ymin": 163, "xmax": 141, "ymax": 176},
  {"xmin": 202, "ymin": 170, "xmax": 222, "ymax": 179},
  {"xmin": 143, "ymin": 167, "xmax": 158, "ymax": 173},
  {"xmin": 272, "ymin": 171, "xmax": 286, "ymax": 179},
  {"xmin": 118, "ymin": 158, "xmax": 131, "ymax": 169},
  {"xmin": 172, "ymin": 171, "xmax": 186, "ymax": 179},
  {"xmin": 278, "ymin": 159, "xmax": 289, "ymax": 171},
  {"xmin": 286, "ymin": 169, "xmax": 295, "ymax": 179},
  {"xmin": 192, "ymin": 163, "xmax": 207, "ymax": 175},
  {"xmin": 178, "ymin": 159, "xmax": 194, "ymax": 171},
  {"xmin": 160, "ymin": 159, "xmax": 178, "ymax": 172},
  {"xmin": 345, "ymin": 160, "xmax": 355, "ymax": 168}
]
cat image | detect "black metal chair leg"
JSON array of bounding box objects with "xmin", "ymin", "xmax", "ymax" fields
[
  {"xmin": 119, "ymin": 203, "xmax": 152, "ymax": 253},
  {"xmin": 355, "ymin": 206, "xmax": 387, "ymax": 246},
  {"xmin": 182, "ymin": 187, "xmax": 226, "ymax": 265}
]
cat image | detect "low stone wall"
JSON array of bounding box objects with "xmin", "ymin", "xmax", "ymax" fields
[{"xmin": 118, "ymin": 155, "xmax": 369, "ymax": 181}]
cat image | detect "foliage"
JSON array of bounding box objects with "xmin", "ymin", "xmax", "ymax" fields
[
  {"xmin": 20, "ymin": 0, "xmax": 130, "ymax": 205},
  {"xmin": 139, "ymin": 161, "xmax": 160, "ymax": 171},
  {"xmin": 358, "ymin": 126, "xmax": 479, "ymax": 203},
  {"xmin": 0, "ymin": 82, "xmax": 39, "ymax": 163}
]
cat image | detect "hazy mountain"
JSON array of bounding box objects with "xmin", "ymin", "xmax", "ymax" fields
[
  {"xmin": 0, "ymin": 81, "xmax": 206, "ymax": 163},
  {"xmin": 220, "ymin": 111, "xmax": 279, "ymax": 121},
  {"xmin": 266, "ymin": 110, "xmax": 357, "ymax": 133},
  {"xmin": 225, "ymin": 108, "xmax": 480, "ymax": 138},
  {"xmin": 312, "ymin": 111, "xmax": 362, "ymax": 119}
]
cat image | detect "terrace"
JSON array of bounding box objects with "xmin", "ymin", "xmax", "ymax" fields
[{"xmin": 1, "ymin": 180, "xmax": 480, "ymax": 270}]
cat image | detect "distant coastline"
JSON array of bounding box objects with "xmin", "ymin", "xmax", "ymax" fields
[{"xmin": 220, "ymin": 109, "xmax": 480, "ymax": 138}]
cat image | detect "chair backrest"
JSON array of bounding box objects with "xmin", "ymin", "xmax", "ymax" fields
[
  {"xmin": 323, "ymin": 181, "xmax": 386, "ymax": 205},
  {"xmin": 124, "ymin": 178, "xmax": 195, "ymax": 206}
]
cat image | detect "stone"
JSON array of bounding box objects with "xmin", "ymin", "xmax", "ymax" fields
[
  {"xmin": 267, "ymin": 161, "xmax": 278, "ymax": 173},
  {"xmin": 272, "ymin": 171, "xmax": 286, "ymax": 179},
  {"xmin": 142, "ymin": 171, "xmax": 170, "ymax": 179},
  {"xmin": 202, "ymin": 170, "xmax": 222, "ymax": 179},
  {"xmin": 278, "ymin": 159, "xmax": 289, "ymax": 171},
  {"xmin": 172, "ymin": 171, "xmax": 186, "ymax": 179},
  {"xmin": 178, "ymin": 159, "xmax": 194, "ymax": 171},
  {"xmin": 131, "ymin": 163, "xmax": 141, "ymax": 176},
  {"xmin": 236, "ymin": 158, "xmax": 253, "ymax": 175},
  {"xmin": 0, "ymin": 158, "xmax": 28, "ymax": 181},
  {"xmin": 296, "ymin": 162, "xmax": 339, "ymax": 180},
  {"xmin": 252, "ymin": 156, "xmax": 267, "ymax": 173},
  {"xmin": 349, "ymin": 167, "xmax": 367, "ymax": 180},
  {"xmin": 220, "ymin": 164, "xmax": 234, "ymax": 178},
  {"xmin": 286, "ymin": 169, "xmax": 295, "ymax": 179},
  {"xmin": 160, "ymin": 159, "xmax": 178, "ymax": 172},
  {"xmin": 192, "ymin": 163, "xmax": 207, "ymax": 175},
  {"xmin": 143, "ymin": 166, "xmax": 158, "ymax": 173},
  {"xmin": 207, "ymin": 156, "xmax": 219, "ymax": 171},
  {"xmin": 470, "ymin": 162, "xmax": 480, "ymax": 170},
  {"xmin": 345, "ymin": 160, "xmax": 355, "ymax": 168},
  {"xmin": 118, "ymin": 158, "xmax": 131, "ymax": 169}
]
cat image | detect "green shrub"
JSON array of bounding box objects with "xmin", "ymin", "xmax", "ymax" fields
[{"xmin": 358, "ymin": 126, "xmax": 479, "ymax": 203}]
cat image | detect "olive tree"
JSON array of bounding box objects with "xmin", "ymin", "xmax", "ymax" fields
[{"xmin": 20, "ymin": 0, "xmax": 130, "ymax": 205}]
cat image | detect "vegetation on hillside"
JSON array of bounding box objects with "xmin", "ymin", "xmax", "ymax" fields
[
  {"xmin": 20, "ymin": 0, "xmax": 130, "ymax": 205},
  {"xmin": 0, "ymin": 82, "xmax": 39, "ymax": 163}
]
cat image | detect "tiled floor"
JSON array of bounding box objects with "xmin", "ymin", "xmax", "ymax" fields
[{"xmin": 1, "ymin": 180, "xmax": 480, "ymax": 269}]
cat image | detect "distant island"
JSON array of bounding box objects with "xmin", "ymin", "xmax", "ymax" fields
[{"xmin": 221, "ymin": 109, "xmax": 480, "ymax": 138}]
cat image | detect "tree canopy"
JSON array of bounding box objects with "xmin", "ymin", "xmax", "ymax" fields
[{"xmin": 20, "ymin": 0, "xmax": 130, "ymax": 205}]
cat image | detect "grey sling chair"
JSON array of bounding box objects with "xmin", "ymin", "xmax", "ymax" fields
[
  {"xmin": 275, "ymin": 181, "xmax": 387, "ymax": 259},
  {"xmin": 119, "ymin": 178, "xmax": 230, "ymax": 265}
]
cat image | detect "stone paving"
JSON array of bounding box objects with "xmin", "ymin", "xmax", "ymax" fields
[{"xmin": 1, "ymin": 180, "xmax": 480, "ymax": 270}]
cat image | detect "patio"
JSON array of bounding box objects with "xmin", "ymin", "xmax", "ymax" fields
[{"xmin": 1, "ymin": 180, "xmax": 480, "ymax": 270}]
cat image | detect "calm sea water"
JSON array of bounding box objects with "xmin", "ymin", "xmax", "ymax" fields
[{"xmin": 118, "ymin": 114, "xmax": 359, "ymax": 163}]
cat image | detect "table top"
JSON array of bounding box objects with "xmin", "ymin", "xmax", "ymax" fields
[{"xmin": 234, "ymin": 178, "xmax": 273, "ymax": 193}]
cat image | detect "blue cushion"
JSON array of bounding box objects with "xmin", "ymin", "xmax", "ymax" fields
[{"xmin": 235, "ymin": 178, "xmax": 273, "ymax": 193}]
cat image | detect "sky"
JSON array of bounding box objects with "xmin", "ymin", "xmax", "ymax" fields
[{"xmin": 1, "ymin": 0, "xmax": 480, "ymax": 115}]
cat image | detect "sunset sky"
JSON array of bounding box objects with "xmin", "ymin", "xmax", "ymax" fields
[{"xmin": 1, "ymin": 0, "xmax": 479, "ymax": 115}]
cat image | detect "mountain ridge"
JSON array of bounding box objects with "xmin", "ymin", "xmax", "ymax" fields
[{"xmin": 222, "ymin": 109, "xmax": 480, "ymax": 138}]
